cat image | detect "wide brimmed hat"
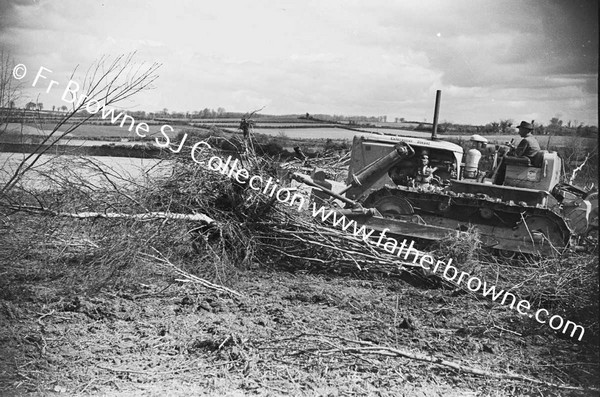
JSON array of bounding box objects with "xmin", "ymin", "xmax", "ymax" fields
[{"xmin": 517, "ymin": 121, "xmax": 533, "ymax": 130}]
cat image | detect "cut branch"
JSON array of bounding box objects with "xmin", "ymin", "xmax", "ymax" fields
[
  {"xmin": 8, "ymin": 205, "xmax": 216, "ymax": 225},
  {"xmin": 290, "ymin": 333, "xmax": 597, "ymax": 392}
]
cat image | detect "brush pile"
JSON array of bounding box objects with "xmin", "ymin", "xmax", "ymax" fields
[{"xmin": 144, "ymin": 142, "xmax": 427, "ymax": 281}]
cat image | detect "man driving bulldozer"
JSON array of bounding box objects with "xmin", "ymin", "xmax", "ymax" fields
[
  {"xmin": 493, "ymin": 120, "xmax": 542, "ymax": 184},
  {"xmin": 511, "ymin": 121, "xmax": 541, "ymax": 160}
]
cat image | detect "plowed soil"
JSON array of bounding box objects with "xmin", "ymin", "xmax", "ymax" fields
[{"xmin": 0, "ymin": 215, "xmax": 598, "ymax": 397}]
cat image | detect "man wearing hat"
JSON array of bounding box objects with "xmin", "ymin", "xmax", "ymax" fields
[
  {"xmin": 511, "ymin": 121, "xmax": 540, "ymax": 160},
  {"xmin": 493, "ymin": 120, "xmax": 541, "ymax": 184}
]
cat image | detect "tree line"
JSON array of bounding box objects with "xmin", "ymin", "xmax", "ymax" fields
[{"xmin": 429, "ymin": 118, "xmax": 598, "ymax": 138}]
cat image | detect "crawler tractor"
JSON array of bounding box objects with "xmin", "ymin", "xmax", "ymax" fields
[
  {"xmin": 294, "ymin": 94, "xmax": 596, "ymax": 257},
  {"xmin": 337, "ymin": 133, "xmax": 595, "ymax": 257}
]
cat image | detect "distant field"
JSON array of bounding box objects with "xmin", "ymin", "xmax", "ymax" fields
[
  {"xmin": 40, "ymin": 123, "xmax": 185, "ymax": 139},
  {"xmin": 2, "ymin": 123, "xmax": 186, "ymax": 139},
  {"xmin": 2, "ymin": 123, "xmax": 75, "ymax": 137},
  {"xmin": 187, "ymin": 119, "xmax": 324, "ymax": 124},
  {"xmin": 160, "ymin": 117, "xmax": 319, "ymax": 124},
  {"xmin": 350, "ymin": 127, "xmax": 431, "ymax": 138},
  {"xmin": 255, "ymin": 127, "xmax": 596, "ymax": 149},
  {"xmin": 252, "ymin": 127, "xmax": 356, "ymax": 140},
  {"xmin": 3, "ymin": 122, "xmax": 594, "ymax": 149},
  {"xmin": 442, "ymin": 134, "xmax": 597, "ymax": 148},
  {"xmin": 191, "ymin": 122, "xmax": 337, "ymax": 129}
]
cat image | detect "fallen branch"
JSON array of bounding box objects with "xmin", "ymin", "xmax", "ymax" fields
[
  {"xmin": 289, "ymin": 333, "xmax": 597, "ymax": 392},
  {"xmin": 141, "ymin": 248, "xmax": 243, "ymax": 298},
  {"xmin": 8, "ymin": 204, "xmax": 216, "ymax": 225}
]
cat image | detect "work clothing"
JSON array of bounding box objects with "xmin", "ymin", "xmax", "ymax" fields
[{"xmin": 515, "ymin": 134, "xmax": 540, "ymax": 159}]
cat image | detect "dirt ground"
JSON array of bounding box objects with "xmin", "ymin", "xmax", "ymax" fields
[{"xmin": 0, "ymin": 215, "xmax": 599, "ymax": 397}]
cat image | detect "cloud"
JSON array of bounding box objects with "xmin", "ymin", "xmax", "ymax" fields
[
  {"xmin": 539, "ymin": 0, "xmax": 598, "ymax": 74},
  {"xmin": 0, "ymin": 0, "xmax": 38, "ymax": 29},
  {"xmin": 2, "ymin": 0, "xmax": 597, "ymax": 125}
]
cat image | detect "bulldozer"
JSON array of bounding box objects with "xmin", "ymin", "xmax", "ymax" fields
[{"xmin": 293, "ymin": 93, "xmax": 597, "ymax": 258}]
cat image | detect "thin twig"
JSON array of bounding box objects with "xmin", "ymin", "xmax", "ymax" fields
[{"xmin": 142, "ymin": 248, "xmax": 243, "ymax": 298}]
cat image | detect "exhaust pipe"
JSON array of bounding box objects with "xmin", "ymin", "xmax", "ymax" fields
[{"xmin": 431, "ymin": 90, "xmax": 441, "ymax": 141}]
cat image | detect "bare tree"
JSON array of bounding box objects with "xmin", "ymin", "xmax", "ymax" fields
[
  {"xmin": 0, "ymin": 49, "xmax": 23, "ymax": 135},
  {"xmin": 0, "ymin": 52, "xmax": 161, "ymax": 195}
]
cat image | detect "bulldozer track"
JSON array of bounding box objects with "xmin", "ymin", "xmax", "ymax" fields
[{"xmin": 359, "ymin": 186, "xmax": 572, "ymax": 256}]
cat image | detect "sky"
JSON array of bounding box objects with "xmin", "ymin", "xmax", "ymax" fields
[{"xmin": 0, "ymin": 0, "xmax": 598, "ymax": 126}]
